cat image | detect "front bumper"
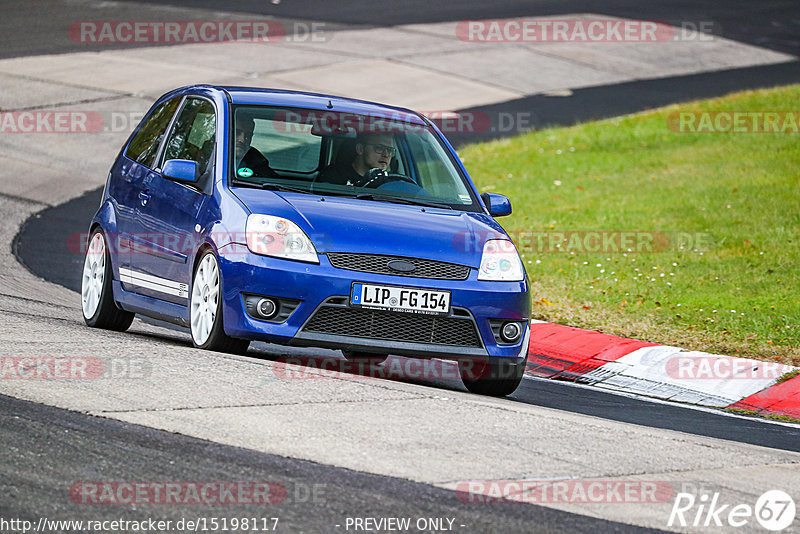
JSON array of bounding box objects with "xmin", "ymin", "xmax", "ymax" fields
[{"xmin": 217, "ymin": 244, "xmax": 530, "ymax": 360}]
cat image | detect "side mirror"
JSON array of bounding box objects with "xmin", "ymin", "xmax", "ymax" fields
[
  {"xmin": 481, "ymin": 192, "xmax": 512, "ymax": 217},
  {"xmin": 162, "ymin": 159, "xmax": 198, "ymax": 184}
]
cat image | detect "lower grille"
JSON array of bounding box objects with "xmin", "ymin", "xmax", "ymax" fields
[{"xmin": 302, "ymin": 305, "xmax": 481, "ymax": 347}]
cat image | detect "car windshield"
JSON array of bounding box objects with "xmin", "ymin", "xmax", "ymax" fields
[{"xmin": 230, "ymin": 105, "xmax": 480, "ymax": 211}]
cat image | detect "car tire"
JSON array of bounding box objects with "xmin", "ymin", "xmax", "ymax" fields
[
  {"xmin": 81, "ymin": 230, "xmax": 135, "ymax": 331},
  {"xmin": 459, "ymin": 357, "xmax": 526, "ymax": 397},
  {"xmin": 341, "ymin": 351, "xmax": 388, "ymax": 365},
  {"xmin": 190, "ymin": 251, "xmax": 250, "ymax": 354}
]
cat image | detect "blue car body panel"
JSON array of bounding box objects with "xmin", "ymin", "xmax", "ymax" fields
[
  {"xmin": 91, "ymin": 84, "xmax": 531, "ymax": 361},
  {"xmin": 229, "ymin": 188, "xmax": 507, "ymax": 264}
]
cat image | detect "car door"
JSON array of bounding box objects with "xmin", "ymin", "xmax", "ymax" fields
[
  {"xmin": 110, "ymin": 96, "xmax": 181, "ymax": 277},
  {"xmin": 126, "ymin": 96, "xmax": 215, "ymax": 305}
]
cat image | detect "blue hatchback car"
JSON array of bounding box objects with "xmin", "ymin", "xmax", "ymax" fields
[{"xmin": 81, "ymin": 85, "xmax": 530, "ymax": 396}]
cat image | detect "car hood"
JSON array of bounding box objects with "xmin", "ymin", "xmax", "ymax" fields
[{"xmin": 232, "ymin": 188, "xmax": 510, "ymax": 268}]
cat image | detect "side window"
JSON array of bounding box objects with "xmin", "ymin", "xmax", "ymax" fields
[
  {"xmin": 125, "ymin": 97, "xmax": 181, "ymax": 169},
  {"xmin": 242, "ymin": 109, "xmax": 321, "ymax": 174},
  {"xmin": 254, "ymin": 119, "xmax": 320, "ymax": 173},
  {"xmin": 405, "ymin": 131, "xmax": 472, "ymax": 204},
  {"xmin": 162, "ymin": 98, "xmax": 216, "ymax": 175}
]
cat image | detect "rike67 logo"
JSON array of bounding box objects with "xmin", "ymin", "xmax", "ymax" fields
[{"xmin": 669, "ymin": 490, "xmax": 796, "ymax": 531}]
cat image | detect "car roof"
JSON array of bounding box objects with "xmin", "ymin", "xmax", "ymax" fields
[{"xmin": 191, "ymin": 85, "xmax": 427, "ymax": 125}]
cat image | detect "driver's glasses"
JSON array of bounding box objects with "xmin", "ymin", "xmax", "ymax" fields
[{"xmin": 367, "ymin": 143, "xmax": 396, "ymax": 157}]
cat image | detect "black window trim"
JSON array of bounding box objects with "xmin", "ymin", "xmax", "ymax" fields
[
  {"xmin": 229, "ymin": 104, "xmax": 326, "ymax": 182},
  {"xmin": 224, "ymin": 103, "xmax": 482, "ymax": 212},
  {"xmin": 156, "ymin": 94, "xmax": 222, "ymax": 172},
  {"xmin": 123, "ymin": 95, "xmax": 183, "ymax": 171},
  {"xmin": 151, "ymin": 95, "xmax": 186, "ymax": 173},
  {"xmin": 155, "ymin": 94, "xmax": 219, "ymax": 195}
]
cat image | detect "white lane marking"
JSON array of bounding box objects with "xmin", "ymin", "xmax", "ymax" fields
[{"xmin": 581, "ymin": 346, "xmax": 794, "ymax": 407}]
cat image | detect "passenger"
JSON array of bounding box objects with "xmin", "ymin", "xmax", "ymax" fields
[{"xmin": 235, "ymin": 113, "xmax": 278, "ymax": 178}]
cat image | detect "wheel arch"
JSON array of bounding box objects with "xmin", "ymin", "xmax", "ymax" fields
[
  {"xmin": 86, "ymin": 222, "xmax": 118, "ymax": 290},
  {"xmin": 191, "ymin": 241, "xmax": 218, "ymax": 276}
]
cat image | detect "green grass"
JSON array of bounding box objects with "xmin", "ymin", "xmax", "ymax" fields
[
  {"xmin": 459, "ymin": 85, "xmax": 800, "ymax": 364},
  {"xmin": 777, "ymin": 369, "xmax": 800, "ymax": 384},
  {"xmin": 726, "ymin": 407, "xmax": 800, "ymax": 424}
]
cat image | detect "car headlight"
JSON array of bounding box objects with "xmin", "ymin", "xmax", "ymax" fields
[
  {"xmin": 478, "ymin": 239, "xmax": 524, "ymax": 281},
  {"xmin": 245, "ymin": 214, "xmax": 319, "ymax": 264}
]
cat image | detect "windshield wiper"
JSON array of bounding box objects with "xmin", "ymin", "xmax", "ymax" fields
[
  {"xmin": 355, "ymin": 193, "xmax": 453, "ymax": 210},
  {"xmin": 231, "ymin": 179, "xmax": 311, "ymax": 194},
  {"xmin": 231, "ymin": 178, "xmax": 260, "ymax": 189},
  {"xmin": 260, "ymin": 182, "xmax": 311, "ymax": 194}
]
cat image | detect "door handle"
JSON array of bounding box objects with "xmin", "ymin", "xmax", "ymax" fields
[{"xmin": 138, "ymin": 190, "xmax": 151, "ymax": 206}]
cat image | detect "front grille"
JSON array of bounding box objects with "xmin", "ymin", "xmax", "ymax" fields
[
  {"xmin": 327, "ymin": 253, "xmax": 470, "ymax": 280},
  {"xmin": 302, "ymin": 305, "xmax": 481, "ymax": 347}
]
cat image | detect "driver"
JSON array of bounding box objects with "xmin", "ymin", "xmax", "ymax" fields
[
  {"xmin": 317, "ymin": 133, "xmax": 395, "ymax": 186},
  {"xmin": 235, "ymin": 113, "xmax": 278, "ymax": 178}
]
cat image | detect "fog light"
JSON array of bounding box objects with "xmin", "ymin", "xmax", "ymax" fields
[
  {"xmin": 256, "ymin": 298, "xmax": 277, "ymax": 319},
  {"xmin": 500, "ymin": 322, "xmax": 522, "ymax": 343}
]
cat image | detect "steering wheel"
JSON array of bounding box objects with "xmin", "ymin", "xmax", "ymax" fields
[{"xmin": 358, "ymin": 168, "xmax": 416, "ymax": 189}]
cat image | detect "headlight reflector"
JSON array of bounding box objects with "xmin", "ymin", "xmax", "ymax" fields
[
  {"xmin": 478, "ymin": 239, "xmax": 524, "ymax": 281},
  {"xmin": 246, "ymin": 214, "xmax": 319, "ymax": 263}
]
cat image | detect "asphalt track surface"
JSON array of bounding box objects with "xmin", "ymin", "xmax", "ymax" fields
[
  {"xmin": 5, "ymin": 1, "xmax": 800, "ymax": 532},
  {"xmin": 3, "ymin": 0, "xmax": 799, "ymax": 57},
  {"xmin": 1, "ymin": 394, "xmax": 663, "ymax": 534}
]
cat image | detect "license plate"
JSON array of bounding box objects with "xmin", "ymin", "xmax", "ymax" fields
[{"xmin": 350, "ymin": 283, "xmax": 451, "ymax": 316}]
